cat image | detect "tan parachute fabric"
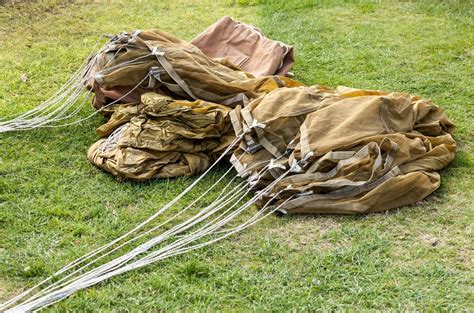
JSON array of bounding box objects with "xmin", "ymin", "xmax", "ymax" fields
[
  {"xmin": 89, "ymin": 29, "xmax": 301, "ymax": 110},
  {"xmin": 191, "ymin": 16, "xmax": 295, "ymax": 77},
  {"xmin": 87, "ymin": 93, "xmax": 235, "ymax": 180},
  {"xmin": 87, "ymin": 29, "xmax": 456, "ymax": 214},
  {"xmin": 231, "ymin": 86, "xmax": 456, "ymax": 214},
  {"xmin": 87, "ymin": 28, "xmax": 301, "ymax": 180}
]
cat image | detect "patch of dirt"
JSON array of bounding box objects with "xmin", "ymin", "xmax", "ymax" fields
[
  {"xmin": 420, "ymin": 234, "xmax": 440, "ymax": 247},
  {"xmin": 0, "ymin": 278, "xmax": 21, "ymax": 304}
]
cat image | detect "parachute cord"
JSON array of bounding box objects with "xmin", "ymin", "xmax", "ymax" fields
[
  {"xmin": 0, "ymin": 134, "xmax": 244, "ymax": 311},
  {"xmin": 0, "ymin": 37, "xmax": 103, "ymax": 122},
  {"xmin": 42, "ymin": 74, "xmax": 150, "ymax": 128},
  {"xmin": 0, "ymin": 42, "xmax": 153, "ymax": 132},
  {"xmin": 23, "ymin": 151, "xmax": 262, "ymax": 302},
  {"xmin": 6, "ymin": 154, "xmax": 303, "ymax": 312},
  {"xmin": 31, "ymin": 170, "xmax": 248, "ymax": 300},
  {"xmin": 0, "ymin": 38, "xmax": 106, "ymax": 132}
]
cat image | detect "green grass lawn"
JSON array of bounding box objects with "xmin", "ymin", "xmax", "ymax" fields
[{"xmin": 0, "ymin": 0, "xmax": 473, "ymax": 311}]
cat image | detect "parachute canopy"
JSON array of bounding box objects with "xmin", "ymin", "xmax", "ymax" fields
[{"xmin": 85, "ymin": 28, "xmax": 455, "ymax": 215}]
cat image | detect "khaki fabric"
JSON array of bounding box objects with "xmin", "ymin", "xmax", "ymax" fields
[
  {"xmin": 86, "ymin": 28, "xmax": 456, "ymax": 214},
  {"xmin": 88, "ymin": 92, "xmax": 235, "ymax": 181},
  {"xmin": 88, "ymin": 140, "xmax": 210, "ymax": 181},
  {"xmin": 191, "ymin": 16, "xmax": 295, "ymax": 77},
  {"xmin": 88, "ymin": 29, "xmax": 302, "ymax": 109},
  {"xmin": 230, "ymin": 86, "xmax": 455, "ymax": 214}
]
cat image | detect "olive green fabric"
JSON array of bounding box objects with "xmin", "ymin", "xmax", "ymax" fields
[
  {"xmin": 87, "ymin": 92, "xmax": 235, "ymax": 181},
  {"xmin": 230, "ymin": 86, "xmax": 455, "ymax": 214}
]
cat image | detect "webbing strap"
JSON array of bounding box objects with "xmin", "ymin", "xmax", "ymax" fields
[
  {"xmin": 240, "ymin": 107, "xmax": 253, "ymax": 127},
  {"xmin": 279, "ymin": 166, "xmax": 402, "ymax": 211},
  {"xmin": 147, "ymin": 44, "xmax": 198, "ymax": 100},
  {"xmin": 230, "ymin": 153, "xmax": 248, "ymax": 176},
  {"xmin": 241, "ymin": 107, "xmax": 283, "ymax": 158},
  {"xmin": 221, "ymin": 93, "xmax": 249, "ymax": 107},
  {"xmin": 284, "ymin": 143, "xmax": 381, "ymax": 188},
  {"xmin": 302, "ymin": 144, "xmax": 376, "ymax": 182},
  {"xmin": 306, "ymin": 150, "xmax": 356, "ymax": 174},
  {"xmin": 242, "ymin": 125, "xmax": 261, "ymax": 154},
  {"xmin": 229, "ymin": 109, "xmax": 243, "ymax": 136},
  {"xmin": 230, "ymin": 106, "xmax": 262, "ymax": 154}
]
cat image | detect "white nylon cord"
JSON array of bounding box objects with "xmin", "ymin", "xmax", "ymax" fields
[
  {"xmin": 0, "ymin": 41, "xmax": 153, "ymax": 133},
  {"xmin": 43, "ymin": 151, "xmax": 268, "ymax": 295},
  {"xmin": 0, "ymin": 135, "xmax": 244, "ymax": 311},
  {"xmin": 48, "ymin": 153, "xmax": 275, "ymax": 295},
  {"xmin": 31, "ymin": 176, "xmax": 249, "ymax": 301},
  {"xmin": 0, "ymin": 38, "xmax": 102, "ymax": 122},
  {"xmin": 8, "ymin": 161, "xmax": 295, "ymax": 312},
  {"xmin": 26, "ymin": 152, "xmax": 256, "ymax": 300},
  {"xmin": 0, "ymin": 39, "xmax": 105, "ymax": 131},
  {"xmin": 6, "ymin": 155, "xmax": 300, "ymax": 312}
]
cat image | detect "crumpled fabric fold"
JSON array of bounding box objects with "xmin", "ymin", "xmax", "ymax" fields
[{"xmin": 87, "ymin": 92, "xmax": 234, "ymax": 181}]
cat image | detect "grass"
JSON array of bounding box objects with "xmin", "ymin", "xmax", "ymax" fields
[{"xmin": 0, "ymin": 0, "xmax": 473, "ymax": 311}]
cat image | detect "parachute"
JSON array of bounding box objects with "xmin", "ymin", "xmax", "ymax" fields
[{"xmin": 0, "ymin": 23, "xmax": 455, "ymax": 311}]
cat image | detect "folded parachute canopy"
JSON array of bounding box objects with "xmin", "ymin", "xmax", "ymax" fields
[
  {"xmin": 231, "ymin": 86, "xmax": 455, "ymax": 214},
  {"xmin": 85, "ymin": 28, "xmax": 456, "ymax": 215},
  {"xmin": 87, "ymin": 93, "xmax": 235, "ymax": 180},
  {"xmin": 88, "ymin": 28, "xmax": 299, "ymax": 110}
]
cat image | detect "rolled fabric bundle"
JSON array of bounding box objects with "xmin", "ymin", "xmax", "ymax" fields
[{"xmin": 88, "ymin": 92, "xmax": 235, "ymax": 180}]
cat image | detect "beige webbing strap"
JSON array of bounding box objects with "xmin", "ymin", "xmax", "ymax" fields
[
  {"xmin": 306, "ymin": 150, "xmax": 356, "ymax": 174},
  {"xmin": 149, "ymin": 67, "xmax": 183, "ymax": 94},
  {"xmin": 236, "ymin": 107, "xmax": 260, "ymax": 153},
  {"xmin": 188, "ymin": 85, "xmax": 229, "ymax": 103},
  {"xmin": 279, "ymin": 166, "xmax": 402, "ymax": 211},
  {"xmin": 258, "ymin": 137, "xmax": 283, "ymax": 158},
  {"xmin": 221, "ymin": 93, "xmax": 249, "ymax": 107},
  {"xmin": 229, "ymin": 109, "xmax": 243, "ymax": 136},
  {"xmin": 282, "ymin": 139, "xmax": 398, "ymax": 195},
  {"xmin": 147, "ymin": 44, "xmax": 198, "ymax": 100},
  {"xmin": 230, "ymin": 153, "xmax": 247, "ymax": 176},
  {"xmin": 148, "ymin": 74, "xmax": 156, "ymax": 89},
  {"xmin": 299, "ymin": 143, "xmax": 375, "ymax": 183},
  {"xmin": 302, "ymin": 139, "xmax": 398, "ymax": 184},
  {"xmin": 241, "ymin": 107, "xmax": 283, "ymax": 158},
  {"xmin": 242, "ymin": 125, "xmax": 261, "ymax": 153},
  {"xmin": 240, "ymin": 107, "xmax": 254, "ymax": 128}
]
